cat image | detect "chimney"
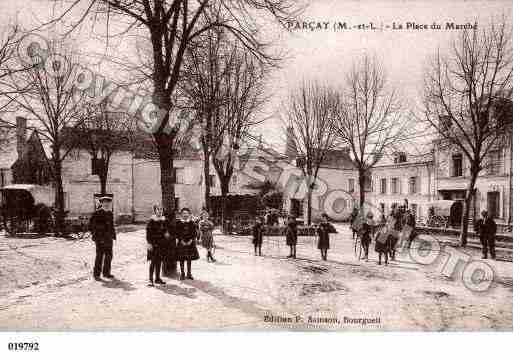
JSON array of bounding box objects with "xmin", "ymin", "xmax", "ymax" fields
[
  {"xmin": 285, "ymin": 126, "xmax": 297, "ymax": 159},
  {"xmin": 16, "ymin": 117, "xmax": 27, "ymax": 159}
]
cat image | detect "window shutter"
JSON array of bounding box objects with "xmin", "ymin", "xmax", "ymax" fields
[{"xmin": 171, "ymin": 168, "xmax": 177, "ymax": 183}]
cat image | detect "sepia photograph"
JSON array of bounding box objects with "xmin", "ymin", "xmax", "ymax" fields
[{"xmin": 1, "ymin": 0, "xmax": 513, "ymax": 356}]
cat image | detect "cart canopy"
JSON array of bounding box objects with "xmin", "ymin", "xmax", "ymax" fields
[
  {"xmin": 1, "ymin": 184, "xmax": 54, "ymax": 206},
  {"xmin": 427, "ymin": 200, "xmax": 458, "ymax": 217}
]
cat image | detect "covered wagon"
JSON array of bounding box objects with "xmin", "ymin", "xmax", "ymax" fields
[
  {"xmin": 426, "ymin": 200, "xmax": 463, "ymax": 228},
  {"xmin": 1, "ymin": 184, "xmax": 55, "ymax": 234}
]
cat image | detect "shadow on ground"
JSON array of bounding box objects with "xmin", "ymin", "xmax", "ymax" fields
[
  {"xmin": 101, "ymin": 278, "xmax": 137, "ymax": 292},
  {"xmin": 155, "ymin": 284, "xmax": 197, "ymax": 298},
  {"xmin": 187, "ymin": 279, "xmax": 266, "ymax": 319}
]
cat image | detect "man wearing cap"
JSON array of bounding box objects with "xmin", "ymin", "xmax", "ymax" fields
[
  {"xmin": 89, "ymin": 196, "xmax": 117, "ymax": 280},
  {"xmin": 474, "ymin": 210, "xmax": 497, "ymax": 260}
]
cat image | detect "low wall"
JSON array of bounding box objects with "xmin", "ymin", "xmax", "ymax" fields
[{"xmin": 416, "ymin": 226, "xmax": 513, "ymax": 244}]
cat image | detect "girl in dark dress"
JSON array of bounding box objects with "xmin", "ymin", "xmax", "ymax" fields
[
  {"xmin": 374, "ymin": 229, "xmax": 390, "ymax": 265},
  {"xmin": 285, "ymin": 216, "xmax": 298, "ymax": 258},
  {"xmin": 317, "ymin": 213, "xmax": 336, "ymax": 260},
  {"xmin": 160, "ymin": 212, "xmax": 177, "ymax": 277},
  {"xmin": 146, "ymin": 205, "xmax": 167, "ymax": 286},
  {"xmin": 199, "ymin": 211, "xmax": 216, "ymax": 262},
  {"xmin": 252, "ymin": 217, "xmax": 264, "ymax": 256},
  {"xmin": 360, "ymin": 212, "xmax": 375, "ymax": 261},
  {"xmin": 388, "ymin": 207, "xmax": 402, "ymax": 261},
  {"xmin": 176, "ymin": 208, "xmax": 200, "ymax": 280}
]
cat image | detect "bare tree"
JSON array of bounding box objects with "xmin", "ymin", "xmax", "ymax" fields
[
  {"xmin": 332, "ymin": 54, "xmax": 408, "ymax": 210},
  {"xmin": 211, "ymin": 42, "xmax": 269, "ymax": 227},
  {"xmin": 283, "ymin": 80, "xmax": 338, "ymax": 225},
  {"xmin": 422, "ymin": 18, "xmax": 513, "ymax": 247},
  {"xmin": 65, "ymin": 100, "xmax": 134, "ymax": 196},
  {"xmin": 0, "ymin": 24, "xmax": 29, "ymax": 149},
  {"xmin": 4, "ymin": 41, "xmax": 88, "ymax": 235},
  {"xmin": 180, "ymin": 29, "xmax": 232, "ymax": 212},
  {"xmin": 45, "ymin": 0, "xmax": 303, "ymax": 217}
]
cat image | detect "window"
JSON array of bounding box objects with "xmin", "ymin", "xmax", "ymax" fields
[
  {"xmin": 487, "ymin": 150, "xmax": 502, "ymax": 175},
  {"xmin": 296, "ymin": 156, "xmax": 306, "ymax": 168},
  {"xmin": 231, "ymin": 174, "xmax": 238, "ymax": 186},
  {"xmin": 487, "ymin": 192, "xmax": 500, "ymax": 219},
  {"xmin": 452, "ymin": 154, "xmax": 463, "ymax": 177},
  {"xmin": 290, "ymin": 199, "xmax": 304, "ymax": 217},
  {"xmin": 380, "ymin": 178, "xmax": 387, "ymax": 194},
  {"xmin": 209, "ymin": 174, "xmax": 216, "ymax": 187},
  {"xmin": 439, "ymin": 115, "xmax": 452, "ymax": 131},
  {"xmin": 391, "ymin": 178, "xmax": 399, "ymax": 194},
  {"xmin": 394, "ymin": 152, "xmax": 407, "ymax": 163},
  {"xmin": 411, "ymin": 204, "xmax": 418, "ymax": 219},
  {"xmin": 174, "ymin": 168, "xmax": 184, "ymax": 184},
  {"xmin": 348, "ymin": 178, "xmax": 355, "ymax": 193},
  {"xmin": 409, "ymin": 177, "xmax": 418, "ymax": 194}
]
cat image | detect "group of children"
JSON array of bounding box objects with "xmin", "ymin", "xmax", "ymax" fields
[
  {"xmin": 251, "ymin": 213, "xmax": 337, "ymax": 261},
  {"xmin": 145, "ymin": 206, "xmax": 216, "ymax": 286},
  {"xmin": 146, "ymin": 203, "xmax": 416, "ymax": 285},
  {"xmin": 352, "ymin": 204, "xmax": 417, "ymax": 265}
]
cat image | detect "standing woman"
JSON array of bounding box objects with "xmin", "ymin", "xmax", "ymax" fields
[
  {"xmin": 317, "ymin": 213, "xmax": 337, "ymax": 261},
  {"xmin": 285, "ymin": 216, "xmax": 298, "ymax": 259},
  {"xmin": 146, "ymin": 205, "xmax": 167, "ymax": 286},
  {"xmin": 161, "ymin": 211, "xmax": 176, "ymax": 277},
  {"xmin": 374, "ymin": 225, "xmax": 390, "ymax": 265},
  {"xmin": 359, "ymin": 212, "xmax": 375, "ymax": 261},
  {"xmin": 176, "ymin": 208, "xmax": 200, "ymax": 280},
  {"xmin": 199, "ymin": 211, "xmax": 216, "ymax": 262},
  {"xmin": 252, "ymin": 217, "xmax": 264, "ymax": 256}
]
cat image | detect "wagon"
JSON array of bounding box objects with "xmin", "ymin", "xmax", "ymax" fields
[
  {"xmin": 0, "ymin": 184, "xmax": 55, "ymax": 235},
  {"xmin": 425, "ymin": 200, "xmax": 463, "ymax": 228}
]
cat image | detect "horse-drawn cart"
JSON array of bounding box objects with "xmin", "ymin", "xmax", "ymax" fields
[
  {"xmin": 425, "ymin": 200, "xmax": 463, "ymax": 228},
  {"xmin": 0, "ymin": 184, "xmax": 55, "ymax": 235}
]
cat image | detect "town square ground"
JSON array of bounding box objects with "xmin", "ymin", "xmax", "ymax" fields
[{"xmin": 1, "ymin": 224, "xmax": 513, "ymax": 330}]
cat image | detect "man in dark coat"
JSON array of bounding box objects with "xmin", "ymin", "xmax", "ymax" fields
[
  {"xmin": 89, "ymin": 197, "xmax": 117, "ymax": 280},
  {"xmin": 474, "ymin": 210, "xmax": 497, "ymax": 259}
]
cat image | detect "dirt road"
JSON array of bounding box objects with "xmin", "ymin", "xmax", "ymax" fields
[{"xmin": 1, "ymin": 225, "xmax": 512, "ymax": 330}]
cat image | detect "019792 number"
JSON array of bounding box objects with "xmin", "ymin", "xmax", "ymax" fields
[{"xmin": 8, "ymin": 342, "xmax": 39, "ymax": 351}]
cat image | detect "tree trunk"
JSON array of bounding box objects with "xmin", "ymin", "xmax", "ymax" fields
[
  {"xmin": 306, "ymin": 187, "xmax": 312, "ymax": 225},
  {"xmin": 52, "ymin": 159, "xmax": 66, "ymax": 237},
  {"xmin": 99, "ymin": 169, "xmax": 108, "ymax": 196},
  {"xmin": 99, "ymin": 156, "xmax": 110, "ymax": 196},
  {"xmin": 459, "ymin": 170, "xmax": 479, "ymax": 247},
  {"xmin": 358, "ymin": 169, "xmax": 366, "ymax": 209},
  {"xmin": 154, "ymin": 130, "xmax": 177, "ymax": 276},
  {"xmin": 220, "ymin": 179, "xmax": 229, "ymax": 233},
  {"xmin": 155, "ymin": 132, "xmax": 176, "ymax": 216},
  {"xmin": 203, "ymin": 149, "xmax": 211, "ymax": 211}
]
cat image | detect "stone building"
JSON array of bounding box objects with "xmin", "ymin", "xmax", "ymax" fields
[
  {"xmin": 433, "ymin": 140, "xmax": 513, "ymax": 223},
  {"xmin": 367, "ymin": 152, "xmax": 436, "ymax": 220},
  {"xmin": 1, "ymin": 117, "xmax": 287, "ymax": 222}
]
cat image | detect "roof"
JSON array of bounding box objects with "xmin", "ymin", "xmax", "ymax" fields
[
  {"xmin": 1, "ymin": 184, "xmax": 43, "ymax": 191},
  {"xmin": 0, "ymin": 142, "xmax": 18, "ymax": 169},
  {"xmin": 320, "ymin": 148, "xmax": 356, "ymax": 170},
  {"xmin": 373, "ymin": 152, "xmax": 434, "ymax": 168},
  {"xmin": 61, "ymin": 126, "xmax": 203, "ymax": 160}
]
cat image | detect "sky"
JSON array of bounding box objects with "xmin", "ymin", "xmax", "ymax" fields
[{"xmin": 2, "ymin": 0, "xmax": 512, "ymax": 155}]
